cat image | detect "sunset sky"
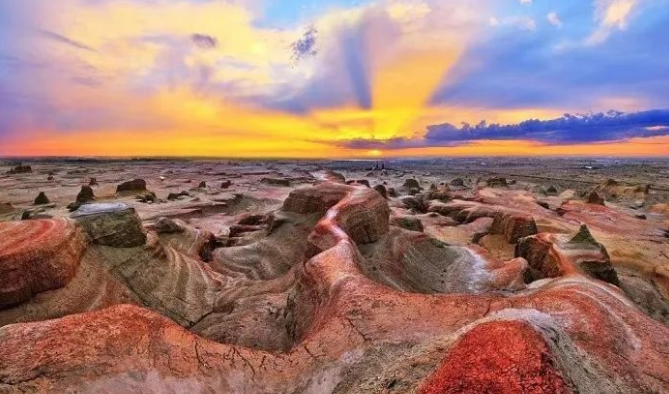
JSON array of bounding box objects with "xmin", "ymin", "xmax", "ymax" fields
[{"xmin": 1, "ymin": 0, "xmax": 668, "ymax": 158}]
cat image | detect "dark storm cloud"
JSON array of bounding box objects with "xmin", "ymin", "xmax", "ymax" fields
[
  {"xmin": 342, "ymin": 109, "xmax": 669, "ymax": 149},
  {"xmin": 191, "ymin": 34, "xmax": 218, "ymax": 49}
]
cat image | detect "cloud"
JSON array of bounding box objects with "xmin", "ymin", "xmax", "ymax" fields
[
  {"xmin": 39, "ymin": 29, "xmax": 97, "ymax": 52},
  {"xmin": 587, "ymin": 0, "xmax": 640, "ymax": 44},
  {"xmin": 290, "ymin": 26, "xmax": 318, "ymax": 63},
  {"xmin": 191, "ymin": 34, "xmax": 217, "ymax": 49},
  {"xmin": 341, "ymin": 109, "xmax": 669, "ymax": 149},
  {"xmin": 547, "ymin": 12, "xmax": 562, "ymax": 28}
]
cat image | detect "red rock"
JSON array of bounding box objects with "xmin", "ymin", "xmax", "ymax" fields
[
  {"xmin": 418, "ymin": 321, "xmax": 573, "ymax": 394},
  {"xmin": 0, "ymin": 219, "xmax": 87, "ymax": 308}
]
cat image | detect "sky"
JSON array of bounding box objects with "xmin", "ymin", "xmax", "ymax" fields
[{"xmin": 1, "ymin": 0, "xmax": 669, "ymax": 158}]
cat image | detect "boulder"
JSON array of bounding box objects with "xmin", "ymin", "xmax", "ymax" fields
[
  {"xmin": 198, "ymin": 181, "xmax": 207, "ymax": 188},
  {"xmin": 89, "ymin": 177, "xmax": 98, "ymax": 186},
  {"xmin": 221, "ymin": 180, "xmax": 232, "ymax": 189}
]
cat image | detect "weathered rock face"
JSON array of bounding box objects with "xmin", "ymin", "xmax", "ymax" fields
[
  {"xmin": 89, "ymin": 177, "xmax": 98, "ymax": 186},
  {"xmin": 0, "ymin": 219, "xmax": 87, "ymax": 308},
  {"xmin": 491, "ymin": 212, "xmax": 538, "ymax": 243},
  {"xmin": 72, "ymin": 203, "xmax": 146, "ymax": 247},
  {"xmin": 516, "ymin": 225, "xmax": 619, "ymax": 285},
  {"xmin": 34, "ymin": 192, "xmax": 50, "ymax": 205},
  {"xmin": 116, "ymin": 179, "xmax": 147, "ymax": 193}
]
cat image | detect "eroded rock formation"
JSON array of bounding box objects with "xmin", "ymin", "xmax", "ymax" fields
[{"xmin": 0, "ymin": 178, "xmax": 668, "ymax": 394}]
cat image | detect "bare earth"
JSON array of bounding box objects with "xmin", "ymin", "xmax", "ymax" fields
[{"xmin": 1, "ymin": 157, "xmax": 669, "ymax": 394}]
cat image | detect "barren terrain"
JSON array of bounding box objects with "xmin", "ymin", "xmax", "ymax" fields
[{"xmin": 1, "ymin": 157, "xmax": 669, "ymax": 393}]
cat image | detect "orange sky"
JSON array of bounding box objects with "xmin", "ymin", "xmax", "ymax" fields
[{"xmin": 1, "ymin": 0, "xmax": 668, "ymax": 158}]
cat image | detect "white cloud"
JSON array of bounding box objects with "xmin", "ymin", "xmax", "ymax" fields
[
  {"xmin": 547, "ymin": 12, "xmax": 562, "ymax": 28},
  {"xmin": 519, "ymin": 0, "xmax": 533, "ymax": 4},
  {"xmin": 587, "ymin": 0, "xmax": 640, "ymax": 44}
]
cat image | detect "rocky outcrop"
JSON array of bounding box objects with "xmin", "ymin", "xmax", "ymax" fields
[
  {"xmin": 71, "ymin": 203, "xmax": 146, "ymax": 247},
  {"xmin": 282, "ymin": 183, "xmax": 351, "ymax": 214},
  {"xmin": 6, "ymin": 164, "xmax": 32, "ymax": 174},
  {"xmin": 33, "ymin": 192, "xmax": 50, "ymax": 205},
  {"xmin": 0, "ymin": 219, "xmax": 88, "ymax": 308},
  {"xmin": 373, "ymin": 184, "xmax": 387, "ymax": 199},
  {"xmin": 490, "ymin": 212, "xmax": 538, "ymax": 243},
  {"xmin": 76, "ymin": 185, "xmax": 95, "ymax": 203},
  {"xmin": 116, "ymin": 179, "xmax": 147, "ymax": 193},
  {"xmin": 516, "ymin": 225, "xmax": 619, "ymax": 285},
  {"xmin": 586, "ymin": 190, "xmax": 605, "ymax": 205},
  {"xmin": 589, "ymin": 179, "xmax": 649, "ymax": 207}
]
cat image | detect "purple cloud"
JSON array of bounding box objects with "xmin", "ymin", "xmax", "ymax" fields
[{"xmin": 342, "ymin": 109, "xmax": 669, "ymax": 149}]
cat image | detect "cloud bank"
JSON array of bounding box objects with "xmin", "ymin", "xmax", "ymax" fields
[{"xmin": 343, "ymin": 109, "xmax": 669, "ymax": 149}]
